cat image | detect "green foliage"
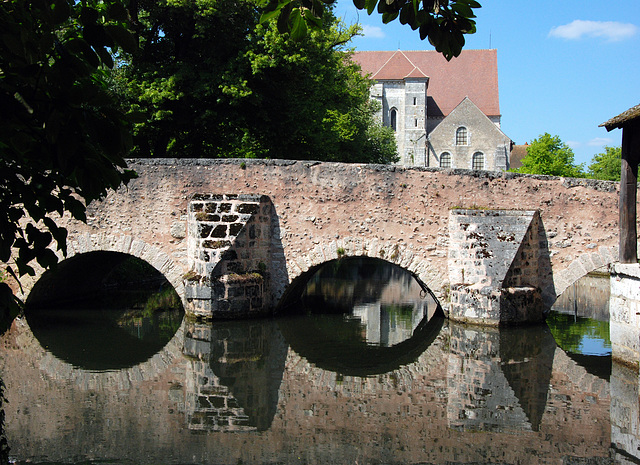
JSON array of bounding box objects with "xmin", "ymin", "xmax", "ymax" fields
[
  {"xmin": 259, "ymin": 0, "xmax": 480, "ymax": 60},
  {"xmin": 513, "ymin": 133, "xmax": 585, "ymax": 178},
  {"xmin": 0, "ymin": 0, "xmax": 137, "ymax": 314},
  {"xmin": 142, "ymin": 286, "xmax": 182, "ymax": 315},
  {"xmin": 587, "ymin": 146, "xmax": 621, "ymax": 181},
  {"xmin": 116, "ymin": 0, "xmax": 398, "ymax": 163}
]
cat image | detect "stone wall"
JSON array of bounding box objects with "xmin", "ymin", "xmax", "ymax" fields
[
  {"xmin": 13, "ymin": 159, "xmax": 622, "ymax": 320},
  {"xmin": 609, "ymin": 263, "xmax": 640, "ymax": 368},
  {"xmin": 427, "ymin": 98, "xmax": 510, "ymax": 170}
]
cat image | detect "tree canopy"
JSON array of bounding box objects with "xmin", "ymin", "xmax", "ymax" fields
[
  {"xmin": 0, "ymin": 0, "xmax": 137, "ymax": 319},
  {"xmin": 259, "ymin": 0, "xmax": 481, "ymax": 60},
  {"xmin": 513, "ymin": 133, "xmax": 585, "ymax": 178},
  {"xmin": 587, "ymin": 146, "xmax": 621, "ymax": 181},
  {"xmin": 117, "ymin": 0, "xmax": 398, "ymax": 163}
]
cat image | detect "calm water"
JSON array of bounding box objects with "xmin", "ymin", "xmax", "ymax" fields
[{"xmin": 1, "ymin": 260, "xmax": 637, "ymax": 464}]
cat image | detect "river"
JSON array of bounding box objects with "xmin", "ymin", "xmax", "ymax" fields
[{"xmin": 0, "ymin": 258, "xmax": 637, "ymax": 464}]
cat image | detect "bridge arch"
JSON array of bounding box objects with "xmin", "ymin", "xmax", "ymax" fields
[
  {"xmin": 19, "ymin": 233, "xmax": 186, "ymax": 304},
  {"xmin": 549, "ymin": 245, "xmax": 617, "ymax": 303},
  {"xmin": 278, "ymin": 238, "xmax": 448, "ymax": 308}
]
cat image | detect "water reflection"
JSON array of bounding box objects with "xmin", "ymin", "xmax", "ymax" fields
[
  {"xmin": 26, "ymin": 305, "xmax": 183, "ymax": 371},
  {"xmin": 297, "ymin": 257, "xmax": 440, "ymax": 347},
  {"xmin": 2, "ymin": 261, "xmax": 636, "ymax": 464},
  {"xmin": 2, "ymin": 315, "xmax": 622, "ymax": 464},
  {"xmin": 183, "ymin": 319, "xmax": 288, "ymax": 432},
  {"xmin": 278, "ymin": 257, "xmax": 443, "ymax": 376},
  {"xmin": 23, "ymin": 253, "xmax": 185, "ymax": 371},
  {"xmin": 547, "ymin": 273, "xmax": 612, "ymax": 380}
]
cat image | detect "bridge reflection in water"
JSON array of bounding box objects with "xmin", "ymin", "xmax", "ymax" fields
[{"xmin": 1, "ymin": 264, "xmax": 637, "ymax": 464}]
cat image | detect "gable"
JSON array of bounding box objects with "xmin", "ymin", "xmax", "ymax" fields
[
  {"xmin": 352, "ymin": 49, "xmax": 500, "ymax": 118},
  {"xmin": 430, "ymin": 97, "xmax": 509, "ymax": 142},
  {"xmin": 369, "ymin": 50, "xmax": 428, "ymax": 80}
]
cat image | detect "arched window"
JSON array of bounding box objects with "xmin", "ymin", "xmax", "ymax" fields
[
  {"xmin": 440, "ymin": 152, "xmax": 451, "ymax": 168},
  {"xmin": 390, "ymin": 108, "xmax": 397, "ymax": 131},
  {"xmin": 456, "ymin": 127, "xmax": 468, "ymax": 145},
  {"xmin": 472, "ymin": 152, "xmax": 484, "ymax": 170}
]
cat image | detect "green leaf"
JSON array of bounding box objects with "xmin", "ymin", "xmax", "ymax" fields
[
  {"xmin": 105, "ymin": 24, "xmax": 138, "ymax": 54},
  {"xmin": 353, "ymin": 0, "xmax": 366, "ymax": 9},
  {"xmin": 95, "ymin": 46, "xmax": 114, "ymax": 68},
  {"xmin": 277, "ymin": 3, "xmax": 294, "ymax": 33},
  {"xmin": 289, "ymin": 8, "xmax": 308, "ymax": 40},
  {"xmin": 382, "ymin": 11, "xmax": 399, "ymax": 24},
  {"xmin": 36, "ymin": 248, "xmax": 59, "ymax": 270},
  {"xmin": 451, "ymin": 2, "xmax": 473, "ymax": 17},
  {"xmin": 52, "ymin": 0, "xmax": 72, "ymax": 25},
  {"xmin": 365, "ymin": 0, "xmax": 378, "ymax": 15},
  {"xmin": 260, "ymin": 8, "xmax": 282, "ymax": 23},
  {"xmin": 108, "ymin": 2, "xmax": 130, "ymax": 21},
  {"xmin": 80, "ymin": 6, "xmax": 100, "ymax": 27},
  {"xmin": 399, "ymin": 3, "xmax": 415, "ymax": 25}
]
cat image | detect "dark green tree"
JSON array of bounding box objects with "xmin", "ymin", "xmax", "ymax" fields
[
  {"xmin": 513, "ymin": 133, "xmax": 585, "ymax": 178},
  {"xmin": 587, "ymin": 146, "xmax": 621, "ymax": 181},
  {"xmin": 260, "ymin": 0, "xmax": 481, "ymax": 60},
  {"xmin": 0, "ymin": 0, "xmax": 137, "ymax": 318},
  {"xmin": 117, "ymin": 0, "xmax": 397, "ymax": 163}
]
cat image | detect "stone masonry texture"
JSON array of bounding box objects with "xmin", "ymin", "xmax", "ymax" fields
[{"xmin": 14, "ymin": 158, "xmax": 623, "ymax": 318}]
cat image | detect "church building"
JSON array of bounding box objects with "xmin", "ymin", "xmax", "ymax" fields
[{"xmin": 351, "ymin": 49, "xmax": 512, "ymax": 170}]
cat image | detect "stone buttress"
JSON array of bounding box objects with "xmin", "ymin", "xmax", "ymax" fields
[
  {"xmin": 447, "ymin": 209, "xmax": 552, "ymax": 325},
  {"xmin": 183, "ymin": 194, "xmax": 274, "ymax": 319}
]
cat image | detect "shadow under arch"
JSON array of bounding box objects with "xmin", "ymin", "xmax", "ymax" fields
[
  {"xmin": 275, "ymin": 256, "xmax": 446, "ymax": 376},
  {"xmin": 275, "ymin": 256, "xmax": 445, "ymax": 316},
  {"xmin": 24, "ymin": 251, "xmax": 184, "ymax": 371},
  {"xmin": 26, "ymin": 251, "xmax": 168, "ymax": 307}
]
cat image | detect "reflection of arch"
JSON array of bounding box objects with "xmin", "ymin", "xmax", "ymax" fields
[
  {"xmin": 20, "ymin": 233, "xmax": 185, "ymax": 303},
  {"xmin": 279, "ymin": 239, "xmax": 447, "ymax": 309},
  {"xmin": 7, "ymin": 317, "xmax": 185, "ymax": 389},
  {"xmin": 279, "ymin": 315, "xmax": 445, "ymax": 377}
]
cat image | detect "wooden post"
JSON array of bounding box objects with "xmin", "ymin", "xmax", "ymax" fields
[{"xmin": 619, "ymin": 119, "xmax": 640, "ymax": 263}]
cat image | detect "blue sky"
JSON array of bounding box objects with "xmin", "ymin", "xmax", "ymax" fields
[{"xmin": 334, "ymin": 0, "xmax": 640, "ymax": 166}]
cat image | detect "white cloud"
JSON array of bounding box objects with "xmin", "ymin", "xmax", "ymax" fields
[
  {"xmin": 588, "ymin": 137, "xmax": 613, "ymax": 147},
  {"xmin": 549, "ymin": 20, "xmax": 638, "ymax": 42},
  {"xmin": 362, "ymin": 25, "xmax": 385, "ymax": 39}
]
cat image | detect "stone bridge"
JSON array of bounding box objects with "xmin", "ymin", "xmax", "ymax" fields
[{"xmin": 20, "ymin": 158, "xmax": 621, "ymax": 325}]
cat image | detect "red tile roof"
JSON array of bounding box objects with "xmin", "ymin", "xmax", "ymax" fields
[
  {"xmin": 352, "ymin": 49, "xmax": 500, "ymax": 118},
  {"xmin": 368, "ymin": 50, "xmax": 428, "ymax": 80}
]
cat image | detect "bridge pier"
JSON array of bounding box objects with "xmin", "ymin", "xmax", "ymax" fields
[
  {"xmin": 183, "ymin": 194, "xmax": 279, "ymax": 319},
  {"xmin": 447, "ymin": 209, "xmax": 551, "ymax": 326}
]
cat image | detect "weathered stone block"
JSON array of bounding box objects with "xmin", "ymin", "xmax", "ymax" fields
[
  {"xmin": 237, "ymin": 203, "xmax": 259, "ymax": 214},
  {"xmin": 448, "ymin": 209, "xmax": 546, "ymax": 325}
]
